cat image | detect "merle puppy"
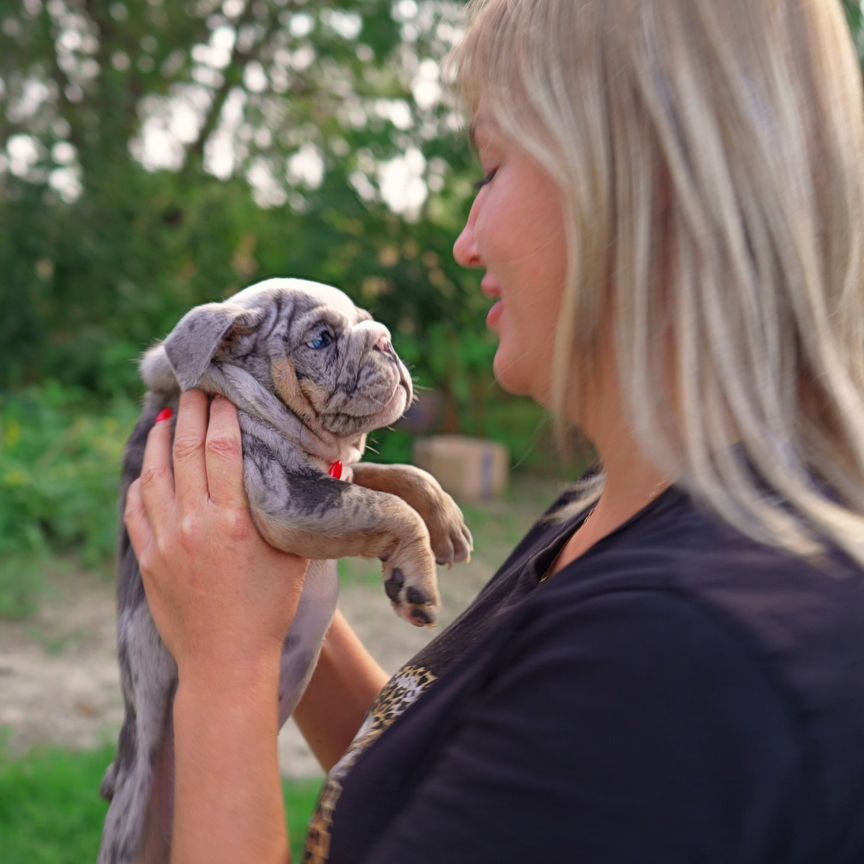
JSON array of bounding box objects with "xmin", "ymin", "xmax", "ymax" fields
[{"xmin": 99, "ymin": 277, "xmax": 473, "ymax": 863}]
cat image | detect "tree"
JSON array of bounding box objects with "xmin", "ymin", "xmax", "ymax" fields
[{"xmin": 0, "ymin": 0, "xmax": 490, "ymax": 415}]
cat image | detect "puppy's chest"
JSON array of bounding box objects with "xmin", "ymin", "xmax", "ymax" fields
[{"xmin": 239, "ymin": 426, "xmax": 356, "ymax": 510}]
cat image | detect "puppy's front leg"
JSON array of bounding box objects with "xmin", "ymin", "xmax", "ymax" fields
[
  {"xmin": 351, "ymin": 464, "xmax": 473, "ymax": 567},
  {"xmin": 246, "ymin": 470, "xmax": 440, "ymax": 626}
]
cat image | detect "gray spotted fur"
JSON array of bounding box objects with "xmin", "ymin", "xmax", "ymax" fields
[{"xmin": 99, "ymin": 278, "xmax": 472, "ymax": 863}]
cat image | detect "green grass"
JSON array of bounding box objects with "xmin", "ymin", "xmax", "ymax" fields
[{"xmin": 0, "ymin": 743, "xmax": 323, "ymax": 863}]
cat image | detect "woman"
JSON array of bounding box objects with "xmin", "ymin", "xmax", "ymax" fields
[{"xmin": 125, "ymin": 0, "xmax": 864, "ymax": 860}]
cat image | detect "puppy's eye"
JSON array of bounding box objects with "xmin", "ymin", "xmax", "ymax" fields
[{"xmin": 307, "ymin": 329, "xmax": 334, "ymax": 350}]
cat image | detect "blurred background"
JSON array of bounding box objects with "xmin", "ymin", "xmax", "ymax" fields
[{"xmin": 1, "ymin": 0, "xmax": 862, "ymax": 860}]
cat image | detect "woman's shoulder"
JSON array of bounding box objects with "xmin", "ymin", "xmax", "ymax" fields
[
  {"xmin": 527, "ymin": 486, "xmax": 864, "ymax": 744},
  {"xmin": 539, "ymin": 484, "xmax": 864, "ymax": 632}
]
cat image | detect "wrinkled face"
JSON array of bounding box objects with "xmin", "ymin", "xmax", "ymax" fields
[{"xmin": 222, "ymin": 279, "xmax": 413, "ymax": 437}]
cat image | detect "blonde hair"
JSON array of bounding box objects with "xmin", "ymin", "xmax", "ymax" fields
[{"xmin": 450, "ymin": 0, "xmax": 864, "ymax": 566}]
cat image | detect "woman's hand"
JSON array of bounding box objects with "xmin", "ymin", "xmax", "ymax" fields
[{"xmin": 123, "ymin": 389, "xmax": 309, "ymax": 688}]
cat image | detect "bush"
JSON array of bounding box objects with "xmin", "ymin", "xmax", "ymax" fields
[{"xmin": 0, "ymin": 383, "xmax": 139, "ymax": 571}]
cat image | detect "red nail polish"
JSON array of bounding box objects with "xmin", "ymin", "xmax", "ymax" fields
[{"xmin": 155, "ymin": 408, "xmax": 174, "ymax": 424}]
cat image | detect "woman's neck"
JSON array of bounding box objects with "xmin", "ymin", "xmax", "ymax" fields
[
  {"xmin": 550, "ymin": 372, "xmax": 672, "ymax": 575},
  {"xmin": 549, "ymin": 441, "xmax": 669, "ymax": 578}
]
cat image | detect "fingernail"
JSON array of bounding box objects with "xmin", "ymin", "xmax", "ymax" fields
[{"xmin": 155, "ymin": 408, "xmax": 174, "ymax": 424}]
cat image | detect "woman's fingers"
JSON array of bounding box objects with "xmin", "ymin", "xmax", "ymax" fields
[
  {"xmin": 205, "ymin": 395, "xmax": 247, "ymax": 509},
  {"xmin": 138, "ymin": 409, "xmax": 177, "ymax": 539},
  {"xmin": 172, "ymin": 390, "xmax": 210, "ymax": 510},
  {"xmin": 123, "ymin": 478, "xmax": 154, "ymax": 562}
]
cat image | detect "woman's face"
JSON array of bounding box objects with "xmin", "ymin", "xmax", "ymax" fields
[{"xmin": 453, "ymin": 120, "xmax": 568, "ymax": 406}]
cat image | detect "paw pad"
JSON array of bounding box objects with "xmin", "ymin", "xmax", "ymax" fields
[
  {"xmin": 384, "ymin": 568, "xmax": 405, "ymax": 602},
  {"xmin": 383, "ymin": 566, "xmax": 437, "ymax": 628}
]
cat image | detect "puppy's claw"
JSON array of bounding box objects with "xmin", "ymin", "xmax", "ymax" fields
[
  {"xmin": 391, "ymin": 599, "xmax": 438, "ymax": 628},
  {"xmin": 410, "ymin": 607, "xmax": 435, "ymax": 627}
]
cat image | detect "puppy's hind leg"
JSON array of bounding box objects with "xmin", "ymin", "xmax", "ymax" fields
[{"xmin": 99, "ymin": 605, "xmax": 176, "ymax": 864}]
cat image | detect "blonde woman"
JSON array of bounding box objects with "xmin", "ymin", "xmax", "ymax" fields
[{"xmin": 125, "ymin": 0, "xmax": 864, "ymax": 860}]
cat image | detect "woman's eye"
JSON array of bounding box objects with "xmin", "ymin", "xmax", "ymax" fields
[
  {"xmin": 307, "ymin": 330, "xmax": 334, "ymax": 350},
  {"xmin": 474, "ymin": 168, "xmax": 498, "ymax": 191}
]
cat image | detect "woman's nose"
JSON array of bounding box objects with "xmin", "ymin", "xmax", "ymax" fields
[{"xmin": 453, "ymin": 204, "xmax": 482, "ymax": 268}]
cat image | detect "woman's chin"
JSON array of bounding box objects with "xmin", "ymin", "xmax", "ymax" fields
[
  {"xmin": 492, "ymin": 350, "xmax": 556, "ymax": 407},
  {"xmin": 492, "ymin": 350, "xmax": 528, "ymax": 397}
]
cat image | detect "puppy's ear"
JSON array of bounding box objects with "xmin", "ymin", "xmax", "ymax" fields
[
  {"xmin": 139, "ymin": 344, "xmax": 177, "ymax": 392},
  {"xmin": 163, "ymin": 302, "xmax": 264, "ymax": 390}
]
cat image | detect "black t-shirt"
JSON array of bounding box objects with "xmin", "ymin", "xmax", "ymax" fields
[{"xmin": 304, "ymin": 485, "xmax": 864, "ymax": 863}]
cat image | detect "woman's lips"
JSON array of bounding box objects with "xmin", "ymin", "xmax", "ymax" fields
[
  {"xmin": 482, "ymin": 278, "xmax": 503, "ymax": 329},
  {"xmin": 486, "ymin": 299, "xmax": 504, "ymax": 329},
  {"xmin": 481, "ymin": 278, "xmax": 501, "ymax": 300}
]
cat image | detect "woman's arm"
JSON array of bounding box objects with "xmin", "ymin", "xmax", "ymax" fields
[
  {"xmin": 293, "ymin": 610, "xmax": 389, "ymax": 772},
  {"xmin": 171, "ymin": 660, "xmax": 290, "ymax": 864}
]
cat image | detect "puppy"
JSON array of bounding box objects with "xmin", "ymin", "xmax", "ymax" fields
[{"xmin": 98, "ymin": 277, "xmax": 473, "ymax": 864}]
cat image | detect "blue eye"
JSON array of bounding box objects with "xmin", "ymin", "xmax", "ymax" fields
[{"xmin": 307, "ymin": 330, "xmax": 334, "ymax": 350}]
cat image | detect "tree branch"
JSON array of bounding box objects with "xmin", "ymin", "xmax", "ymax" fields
[
  {"xmin": 179, "ymin": 0, "xmax": 287, "ymax": 176},
  {"xmin": 39, "ymin": 4, "xmax": 86, "ymax": 153},
  {"xmin": 149, "ymin": 15, "xmax": 217, "ymax": 97}
]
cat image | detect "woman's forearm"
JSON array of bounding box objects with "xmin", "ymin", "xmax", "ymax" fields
[
  {"xmin": 166, "ymin": 611, "xmax": 386, "ymax": 862},
  {"xmin": 293, "ymin": 610, "xmax": 389, "ymax": 772},
  {"xmin": 170, "ymin": 655, "xmax": 290, "ymax": 864}
]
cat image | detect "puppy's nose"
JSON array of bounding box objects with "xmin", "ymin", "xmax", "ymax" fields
[{"xmin": 374, "ymin": 336, "xmax": 394, "ymax": 356}]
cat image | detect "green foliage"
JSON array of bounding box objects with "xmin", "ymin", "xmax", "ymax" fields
[
  {"xmin": 843, "ymin": 0, "xmax": 864, "ymax": 72},
  {"xmin": 0, "ymin": 742, "xmax": 322, "ymax": 863},
  {"xmin": 0, "ymin": 0, "xmax": 486, "ymax": 412},
  {"xmin": 2, "ymin": 0, "xmax": 863, "ymax": 404},
  {"xmin": 0, "ymin": 553, "xmax": 47, "ymax": 620},
  {"xmin": 0, "ymin": 384, "xmax": 139, "ymax": 570}
]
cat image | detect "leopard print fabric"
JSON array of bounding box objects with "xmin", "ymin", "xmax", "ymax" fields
[{"xmin": 304, "ymin": 664, "xmax": 438, "ymax": 863}]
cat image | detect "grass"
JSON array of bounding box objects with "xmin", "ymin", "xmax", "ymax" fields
[{"xmin": 0, "ymin": 743, "xmax": 323, "ymax": 863}]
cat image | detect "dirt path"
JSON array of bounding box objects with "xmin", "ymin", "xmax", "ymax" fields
[{"xmin": 0, "ymin": 562, "xmax": 491, "ymax": 779}]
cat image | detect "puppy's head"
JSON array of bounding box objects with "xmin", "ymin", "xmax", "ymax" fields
[{"xmin": 149, "ymin": 278, "xmax": 413, "ymax": 437}]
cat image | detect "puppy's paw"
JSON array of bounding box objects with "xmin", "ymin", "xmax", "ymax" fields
[
  {"xmin": 383, "ymin": 557, "xmax": 439, "ymax": 628},
  {"xmin": 426, "ymin": 490, "xmax": 474, "ymax": 567}
]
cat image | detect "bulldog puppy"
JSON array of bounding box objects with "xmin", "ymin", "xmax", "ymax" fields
[{"xmin": 98, "ymin": 277, "xmax": 473, "ymax": 864}]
